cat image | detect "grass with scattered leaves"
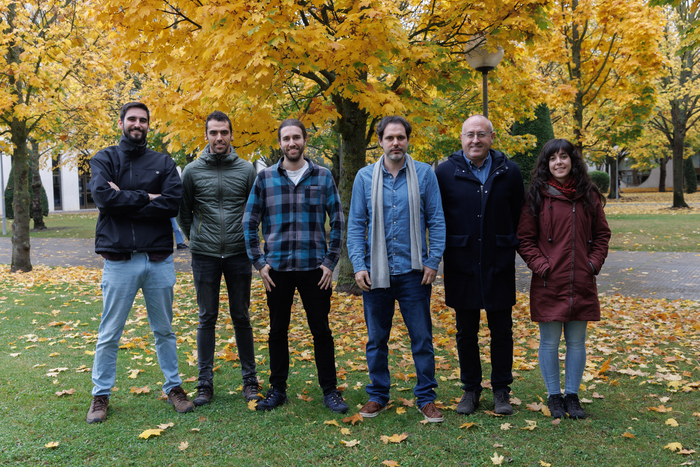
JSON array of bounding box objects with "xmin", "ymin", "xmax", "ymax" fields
[
  {"xmin": 0, "ymin": 212, "xmax": 98, "ymax": 239},
  {"xmin": 0, "ymin": 266, "xmax": 698, "ymax": 466}
]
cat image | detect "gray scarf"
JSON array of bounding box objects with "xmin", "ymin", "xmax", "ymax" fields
[{"xmin": 370, "ymin": 154, "xmax": 423, "ymax": 289}]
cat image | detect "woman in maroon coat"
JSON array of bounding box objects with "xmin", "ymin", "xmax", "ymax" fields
[{"xmin": 517, "ymin": 139, "xmax": 610, "ymax": 420}]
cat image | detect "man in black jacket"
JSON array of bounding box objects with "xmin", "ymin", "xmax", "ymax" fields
[
  {"xmin": 435, "ymin": 115, "xmax": 524, "ymax": 417},
  {"xmin": 86, "ymin": 102, "xmax": 194, "ymax": 423}
]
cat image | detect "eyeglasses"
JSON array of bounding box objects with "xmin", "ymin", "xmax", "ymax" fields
[{"xmin": 461, "ymin": 132, "xmax": 491, "ymax": 139}]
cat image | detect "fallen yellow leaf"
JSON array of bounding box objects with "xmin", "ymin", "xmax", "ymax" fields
[
  {"xmin": 679, "ymin": 449, "xmax": 697, "ymax": 455},
  {"xmin": 521, "ymin": 420, "xmax": 537, "ymax": 431},
  {"xmin": 44, "ymin": 441, "xmax": 59, "ymax": 449},
  {"xmin": 55, "ymin": 388, "xmax": 75, "ymax": 397},
  {"xmin": 621, "ymin": 432, "xmax": 635, "ymax": 438},
  {"xmin": 500, "ymin": 423, "xmax": 512, "ymax": 430},
  {"xmin": 396, "ymin": 407, "xmax": 406, "ymax": 415},
  {"xmin": 130, "ymin": 386, "xmax": 150, "ymax": 395},
  {"xmin": 665, "ymin": 418, "xmax": 679, "ymax": 427},
  {"xmin": 540, "ymin": 461, "xmax": 552, "ymax": 467},
  {"xmin": 324, "ymin": 420, "xmax": 339, "ymax": 427},
  {"xmin": 382, "ymin": 461, "xmax": 399, "ymax": 467},
  {"xmin": 491, "ymin": 451, "xmax": 504, "ymax": 465},
  {"xmin": 459, "ymin": 422, "xmax": 477, "ymax": 430},
  {"xmin": 664, "ymin": 442, "xmax": 683, "ymax": 451},
  {"xmin": 340, "ymin": 439, "xmax": 360, "ymax": 447},
  {"xmin": 179, "ymin": 441, "xmax": 189, "ymax": 451},
  {"xmin": 340, "ymin": 428, "xmax": 351, "ymax": 436},
  {"xmin": 138, "ymin": 429, "xmax": 163, "ymax": 439},
  {"xmin": 157, "ymin": 422, "xmax": 174, "ymax": 430},
  {"xmin": 247, "ymin": 400, "xmax": 258, "ymax": 411},
  {"xmin": 380, "ymin": 433, "xmax": 408, "ymax": 444}
]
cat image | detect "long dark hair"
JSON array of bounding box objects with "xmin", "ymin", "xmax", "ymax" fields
[{"xmin": 526, "ymin": 139, "xmax": 605, "ymax": 216}]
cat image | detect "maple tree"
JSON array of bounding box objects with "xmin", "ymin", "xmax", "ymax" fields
[
  {"xmin": 94, "ymin": 0, "xmax": 551, "ymax": 291},
  {"xmin": 0, "ymin": 0, "xmax": 127, "ymax": 272},
  {"xmin": 645, "ymin": 3, "xmax": 700, "ymax": 207},
  {"xmin": 532, "ymin": 0, "xmax": 664, "ymax": 157}
]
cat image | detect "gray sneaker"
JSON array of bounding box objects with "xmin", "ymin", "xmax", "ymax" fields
[
  {"xmin": 493, "ymin": 389, "xmax": 513, "ymax": 415},
  {"xmin": 456, "ymin": 391, "xmax": 479, "ymax": 415}
]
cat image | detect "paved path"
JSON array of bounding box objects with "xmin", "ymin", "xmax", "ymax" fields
[{"xmin": 1, "ymin": 237, "xmax": 698, "ymax": 300}]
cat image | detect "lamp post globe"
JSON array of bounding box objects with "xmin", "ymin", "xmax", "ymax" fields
[{"xmin": 465, "ymin": 35, "xmax": 504, "ymax": 119}]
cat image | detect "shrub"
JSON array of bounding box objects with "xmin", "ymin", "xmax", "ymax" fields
[
  {"xmin": 589, "ymin": 170, "xmax": 610, "ymax": 193},
  {"xmin": 684, "ymin": 157, "xmax": 698, "ymax": 194},
  {"xmin": 4, "ymin": 167, "xmax": 49, "ymax": 219}
]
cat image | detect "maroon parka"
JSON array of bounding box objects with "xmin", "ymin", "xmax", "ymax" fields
[{"xmin": 517, "ymin": 185, "xmax": 611, "ymax": 322}]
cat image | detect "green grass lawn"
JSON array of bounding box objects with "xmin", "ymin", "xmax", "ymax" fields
[
  {"xmin": 0, "ymin": 212, "xmax": 98, "ymax": 239},
  {"xmin": 606, "ymin": 213, "xmax": 700, "ymax": 252},
  {"xmin": 0, "ymin": 268, "xmax": 698, "ymax": 466}
]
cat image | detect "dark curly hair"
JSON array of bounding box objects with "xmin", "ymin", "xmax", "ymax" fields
[{"xmin": 526, "ymin": 138, "xmax": 605, "ymax": 217}]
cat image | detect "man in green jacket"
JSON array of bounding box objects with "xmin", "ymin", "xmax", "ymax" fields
[{"xmin": 178, "ymin": 111, "xmax": 259, "ymax": 406}]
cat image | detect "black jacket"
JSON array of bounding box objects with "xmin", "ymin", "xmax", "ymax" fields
[
  {"xmin": 89, "ymin": 137, "xmax": 182, "ymax": 254},
  {"xmin": 435, "ymin": 149, "xmax": 524, "ymax": 310}
]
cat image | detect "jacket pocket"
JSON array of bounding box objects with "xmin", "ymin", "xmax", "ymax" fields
[
  {"xmin": 444, "ymin": 234, "xmax": 470, "ymax": 273},
  {"xmin": 495, "ymin": 234, "xmax": 519, "ymax": 248}
]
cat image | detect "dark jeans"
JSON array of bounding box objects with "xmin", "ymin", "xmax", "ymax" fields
[
  {"xmin": 455, "ymin": 308, "xmax": 513, "ymax": 393},
  {"xmin": 192, "ymin": 253, "xmax": 256, "ymax": 387},
  {"xmin": 266, "ymin": 268, "xmax": 337, "ymax": 395},
  {"xmin": 362, "ymin": 271, "xmax": 437, "ymax": 409}
]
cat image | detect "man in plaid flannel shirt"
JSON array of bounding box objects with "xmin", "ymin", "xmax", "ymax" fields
[{"xmin": 243, "ymin": 119, "xmax": 348, "ymax": 414}]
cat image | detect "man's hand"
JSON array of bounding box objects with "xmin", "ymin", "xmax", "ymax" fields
[
  {"xmin": 318, "ymin": 265, "xmax": 333, "ymax": 290},
  {"xmin": 421, "ymin": 266, "xmax": 437, "ymax": 285},
  {"xmin": 260, "ymin": 264, "xmax": 276, "ymax": 292},
  {"xmin": 354, "ymin": 271, "xmax": 372, "ymax": 292},
  {"xmin": 148, "ymin": 193, "xmax": 161, "ymax": 201},
  {"xmin": 108, "ymin": 181, "xmax": 120, "ymax": 191}
]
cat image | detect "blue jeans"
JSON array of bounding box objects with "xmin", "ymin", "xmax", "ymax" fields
[
  {"xmin": 171, "ymin": 218, "xmax": 185, "ymax": 244},
  {"xmin": 363, "ymin": 271, "xmax": 437, "ymax": 409},
  {"xmin": 538, "ymin": 321, "xmax": 588, "ymax": 396},
  {"xmin": 92, "ymin": 254, "xmax": 182, "ymax": 397},
  {"xmin": 192, "ymin": 253, "xmax": 256, "ymax": 386}
]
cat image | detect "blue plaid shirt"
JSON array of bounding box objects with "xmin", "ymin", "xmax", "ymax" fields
[{"xmin": 243, "ymin": 157, "xmax": 344, "ymax": 272}]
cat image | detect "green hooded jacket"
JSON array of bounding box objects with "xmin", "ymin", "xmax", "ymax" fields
[{"xmin": 178, "ymin": 145, "xmax": 257, "ymax": 258}]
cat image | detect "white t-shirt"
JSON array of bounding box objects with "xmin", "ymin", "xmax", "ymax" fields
[{"xmin": 286, "ymin": 161, "xmax": 309, "ymax": 186}]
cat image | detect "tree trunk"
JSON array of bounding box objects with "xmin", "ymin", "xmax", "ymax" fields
[
  {"xmin": 606, "ymin": 155, "xmax": 618, "ymax": 199},
  {"xmin": 570, "ymin": 0, "xmax": 585, "ymax": 154},
  {"xmin": 671, "ymin": 108, "xmax": 689, "ymax": 208},
  {"xmin": 658, "ymin": 156, "xmax": 668, "ymax": 192},
  {"xmin": 10, "ymin": 119, "xmax": 32, "ymax": 272},
  {"xmin": 29, "ymin": 138, "xmax": 47, "ymax": 230},
  {"xmin": 333, "ymin": 94, "xmax": 368, "ymax": 295}
]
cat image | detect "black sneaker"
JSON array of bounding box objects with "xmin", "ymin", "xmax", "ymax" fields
[
  {"xmin": 242, "ymin": 378, "xmax": 262, "ymax": 401},
  {"xmin": 323, "ymin": 390, "xmax": 349, "ymax": 414},
  {"xmin": 456, "ymin": 390, "xmax": 479, "ymax": 415},
  {"xmin": 547, "ymin": 394, "xmax": 567, "ymax": 419},
  {"xmin": 493, "ymin": 389, "xmax": 513, "ymax": 415},
  {"xmin": 176, "ymin": 243, "xmax": 189, "ymax": 250},
  {"xmin": 564, "ymin": 393, "xmax": 586, "ymax": 419},
  {"xmin": 256, "ymin": 388, "xmax": 287, "ymax": 411},
  {"xmin": 193, "ymin": 384, "xmax": 213, "ymax": 407}
]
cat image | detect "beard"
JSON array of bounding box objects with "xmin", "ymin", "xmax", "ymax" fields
[
  {"xmin": 282, "ymin": 145, "xmax": 305, "ymax": 163},
  {"xmin": 386, "ymin": 149, "xmax": 406, "ymax": 162},
  {"xmin": 123, "ymin": 127, "xmax": 147, "ymax": 145}
]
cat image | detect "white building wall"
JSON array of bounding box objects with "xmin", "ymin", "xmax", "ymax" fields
[
  {"xmin": 0, "ymin": 153, "xmax": 10, "ymax": 217},
  {"xmin": 61, "ymin": 163, "xmax": 80, "ymax": 212}
]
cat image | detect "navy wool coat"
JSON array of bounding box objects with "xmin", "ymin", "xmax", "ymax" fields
[{"xmin": 435, "ymin": 149, "xmax": 524, "ymax": 310}]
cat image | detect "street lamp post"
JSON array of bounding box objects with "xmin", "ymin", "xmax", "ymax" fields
[{"xmin": 465, "ymin": 35, "xmax": 504, "ymax": 119}]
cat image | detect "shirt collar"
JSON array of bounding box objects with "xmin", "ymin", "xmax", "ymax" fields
[{"xmin": 464, "ymin": 152, "xmax": 491, "ymax": 171}]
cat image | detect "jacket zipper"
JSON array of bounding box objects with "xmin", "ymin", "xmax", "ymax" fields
[
  {"xmin": 217, "ymin": 157, "xmax": 226, "ymax": 257},
  {"xmin": 476, "ymin": 159, "xmax": 506, "ymax": 306},
  {"xmin": 569, "ymin": 201, "xmax": 576, "ymax": 316},
  {"xmin": 130, "ymin": 161, "xmax": 136, "ymax": 250}
]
